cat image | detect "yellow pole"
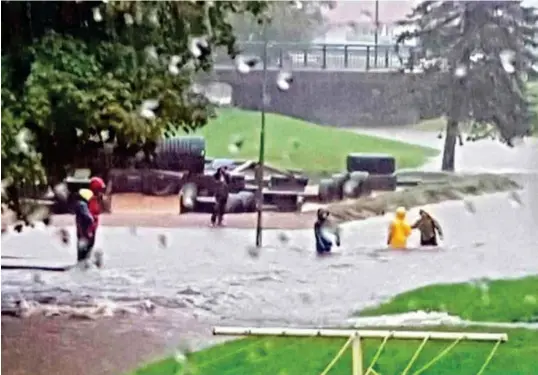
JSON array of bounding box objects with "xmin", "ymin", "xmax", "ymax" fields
[
  {"xmin": 319, "ymin": 336, "xmax": 354, "ymax": 375},
  {"xmin": 352, "ymin": 333, "xmax": 364, "ymax": 375}
]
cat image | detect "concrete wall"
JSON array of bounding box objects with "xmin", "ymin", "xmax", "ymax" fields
[{"xmin": 211, "ymin": 68, "xmax": 432, "ymax": 127}]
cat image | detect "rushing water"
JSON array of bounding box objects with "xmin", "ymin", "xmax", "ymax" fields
[
  {"xmin": 2, "ymin": 181, "xmax": 537, "ymax": 326},
  {"xmin": 2, "ymin": 135, "xmax": 537, "ymax": 326}
]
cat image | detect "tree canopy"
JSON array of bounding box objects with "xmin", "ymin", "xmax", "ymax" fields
[
  {"xmin": 1, "ymin": 1, "xmax": 267, "ymax": 217},
  {"xmin": 396, "ymin": 1, "xmax": 538, "ymax": 170}
]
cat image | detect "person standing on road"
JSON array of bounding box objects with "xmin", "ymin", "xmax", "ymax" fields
[
  {"xmin": 412, "ymin": 209, "xmax": 444, "ymax": 246},
  {"xmin": 211, "ymin": 166, "xmax": 230, "ymax": 226}
]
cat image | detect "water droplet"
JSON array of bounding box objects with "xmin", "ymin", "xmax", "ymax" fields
[
  {"xmin": 454, "ymin": 64, "xmax": 467, "ymax": 77},
  {"xmin": 523, "ymin": 295, "xmax": 537, "ymax": 304},
  {"xmin": 277, "ymin": 231, "xmax": 290, "ymax": 244},
  {"xmin": 343, "ymin": 179, "xmax": 359, "ymax": 197},
  {"xmin": 508, "ymin": 190, "xmax": 523, "ymax": 207},
  {"xmin": 180, "ymin": 183, "xmax": 197, "ymax": 209},
  {"xmin": 277, "ymin": 70, "xmax": 293, "ymax": 91},
  {"xmin": 124, "ymin": 13, "xmax": 134, "ymax": 26},
  {"xmin": 57, "ymin": 228, "xmax": 70, "ymax": 246},
  {"xmin": 16, "ymin": 129, "xmax": 31, "ymax": 154},
  {"xmin": 234, "ymin": 55, "xmax": 260, "ymax": 74},
  {"xmin": 145, "ymin": 46, "xmax": 159, "ymax": 62},
  {"xmin": 463, "ymin": 198, "xmax": 476, "ymax": 214},
  {"xmin": 500, "ymin": 49, "xmax": 516, "ymax": 73},
  {"xmin": 189, "ymin": 36, "xmax": 210, "ymax": 59},
  {"xmin": 294, "ymin": 1, "xmax": 303, "ymax": 10},
  {"xmin": 148, "ymin": 8, "xmax": 159, "ymax": 26},
  {"xmin": 92, "ymin": 7, "xmax": 103, "ymax": 22},
  {"xmin": 158, "ymin": 233, "xmax": 169, "ymax": 248},
  {"xmin": 228, "ymin": 134, "xmax": 244, "ymax": 154},
  {"xmin": 246, "ymin": 245, "xmax": 261, "ymax": 258},
  {"xmin": 93, "ymin": 249, "xmax": 104, "ymax": 268}
]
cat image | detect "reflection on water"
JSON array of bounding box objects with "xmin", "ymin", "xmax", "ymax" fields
[{"xmin": 2, "ymin": 180, "xmax": 538, "ymax": 326}]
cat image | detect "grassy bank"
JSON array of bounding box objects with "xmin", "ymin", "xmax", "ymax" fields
[
  {"xmin": 131, "ymin": 327, "xmax": 538, "ymax": 375},
  {"xmin": 180, "ymin": 109, "xmax": 438, "ymax": 173},
  {"xmin": 128, "ymin": 276, "xmax": 538, "ymax": 375},
  {"xmin": 358, "ymin": 276, "xmax": 538, "ymax": 323}
]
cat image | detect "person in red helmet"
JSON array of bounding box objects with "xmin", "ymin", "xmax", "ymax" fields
[{"xmin": 87, "ymin": 177, "xmax": 106, "ymax": 254}]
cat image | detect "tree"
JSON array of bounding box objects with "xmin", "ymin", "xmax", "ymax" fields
[
  {"xmin": 1, "ymin": 1, "xmax": 267, "ymax": 219},
  {"xmin": 228, "ymin": 1, "xmax": 332, "ymax": 43},
  {"xmin": 396, "ymin": 1, "xmax": 538, "ymax": 171}
]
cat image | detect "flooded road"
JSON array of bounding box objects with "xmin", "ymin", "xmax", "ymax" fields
[{"xmin": 2, "ymin": 182, "xmax": 537, "ymax": 326}]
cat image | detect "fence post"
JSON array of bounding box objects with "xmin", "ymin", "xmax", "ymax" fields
[
  {"xmin": 344, "ymin": 45, "xmax": 349, "ymax": 68},
  {"xmin": 384, "ymin": 48, "xmax": 389, "ymax": 68},
  {"xmin": 352, "ymin": 334, "xmax": 363, "ymax": 375},
  {"xmin": 322, "ymin": 44, "xmax": 327, "ymax": 69},
  {"xmin": 366, "ymin": 46, "xmax": 371, "ymax": 71}
]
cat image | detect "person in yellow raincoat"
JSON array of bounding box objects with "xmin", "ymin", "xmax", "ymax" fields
[{"xmin": 387, "ymin": 206, "xmax": 412, "ymax": 249}]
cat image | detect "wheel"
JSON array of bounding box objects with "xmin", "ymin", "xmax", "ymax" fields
[
  {"xmin": 331, "ymin": 172, "xmax": 349, "ymax": 201},
  {"xmin": 225, "ymin": 193, "xmax": 244, "ymax": 213},
  {"xmin": 228, "ymin": 173, "xmax": 246, "ymax": 193},
  {"xmin": 318, "ymin": 178, "xmax": 335, "ymax": 202},
  {"xmin": 151, "ymin": 172, "xmax": 180, "ymax": 196},
  {"xmin": 346, "ymin": 153, "xmax": 396, "ymax": 175},
  {"xmin": 238, "ymin": 191, "xmax": 256, "ymax": 212},
  {"xmin": 366, "ymin": 174, "xmax": 398, "ymax": 191}
]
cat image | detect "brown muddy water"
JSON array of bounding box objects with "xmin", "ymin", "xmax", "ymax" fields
[
  {"xmin": 1, "ymin": 135, "xmax": 537, "ymax": 375},
  {"xmin": 2, "ymin": 176, "xmax": 537, "ymax": 327}
]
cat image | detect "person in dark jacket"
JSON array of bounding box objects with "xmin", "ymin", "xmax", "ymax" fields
[
  {"xmin": 74, "ymin": 189, "xmax": 95, "ymax": 262},
  {"xmin": 314, "ymin": 208, "xmax": 340, "ymax": 254},
  {"xmin": 412, "ymin": 209, "xmax": 444, "ymax": 246},
  {"xmin": 211, "ymin": 166, "xmax": 230, "ymax": 226}
]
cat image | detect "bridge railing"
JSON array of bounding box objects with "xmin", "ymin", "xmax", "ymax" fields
[{"xmin": 214, "ymin": 41, "xmax": 416, "ymax": 71}]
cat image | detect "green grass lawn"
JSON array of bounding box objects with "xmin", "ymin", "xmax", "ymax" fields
[
  {"xmin": 358, "ymin": 276, "xmax": 538, "ymax": 323},
  {"xmin": 180, "ymin": 109, "xmax": 438, "ymax": 173},
  {"xmin": 130, "ymin": 327, "xmax": 538, "ymax": 375},
  {"xmin": 127, "ymin": 276, "xmax": 538, "ymax": 375}
]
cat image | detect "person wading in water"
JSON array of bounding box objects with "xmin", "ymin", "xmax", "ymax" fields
[
  {"xmin": 412, "ymin": 209, "xmax": 444, "ymax": 246},
  {"xmin": 211, "ymin": 166, "xmax": 230, "ymax": 226}
]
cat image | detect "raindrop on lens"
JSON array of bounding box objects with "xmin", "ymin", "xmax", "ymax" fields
[
  {"xmin": 189, "ymin": 36, "xmax": 210, "ymax": 59},
  {"xmin": 124, "ymin": 13, "xmax": 134, "ymax": 26},
  {"xmin": 276, "ymin": 71, "xmax": 293, "ymax": 92},
  {"xmin": 499, "ymin": 50, "xmax": 516, "ymax": 73},
  {"xmin": 92, "ymin": 7, "xmax": 103, "ymax": 22},
  {"xmin": 234, "ymin": 55, "xmax": 259, "ymax": 74},
  {"xmin": 180, "ymin": 183, "xmax": 197, "ymax": 210},
  {"xmin": 277, "ymin": 231, "xmax": 290, "ymax": 244},
  {"xmin": 454, "ymin": 64, "xmax": 467, "ymax": 78},
  {"xmin": 158, "ymin": 233, "xmax": 169, "ymax": 248}
]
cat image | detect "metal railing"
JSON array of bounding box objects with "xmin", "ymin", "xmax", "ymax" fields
[{"xmin": 214, "ymin": 41, "xmax": 415, "ymax": 71}]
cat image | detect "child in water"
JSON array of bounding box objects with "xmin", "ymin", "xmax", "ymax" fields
[
  {"xmin": 314, "ymin": 208, "xmax": 340, "ymax": 254},
  {"xmin": 74, "ymin": 189, "xmax": 95, "ymax": 262},
  {"xmin": 387, "ymin": 206, "xmax": 412, "ymax": 249}
]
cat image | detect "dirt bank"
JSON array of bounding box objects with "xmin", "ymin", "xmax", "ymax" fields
[
  {"xmin": 1, "ymin": 311, "xmax": 215, "ymax": 375},
  {"xmin": 18, "ymin": 173, "xmax": 522, "ymax": 231},
  {"xmin": 327, "ymin": 173, "xmax": 520, "ymax": 223}
]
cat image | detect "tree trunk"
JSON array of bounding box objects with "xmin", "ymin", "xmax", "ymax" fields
[{"xmin": 441, "ymin": 118, "xmax": 458, "ymax": 171}]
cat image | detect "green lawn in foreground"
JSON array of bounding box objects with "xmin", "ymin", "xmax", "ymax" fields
[
  {"xmin": 130, "ymin": 327, "xmax": 538, "ymax": 375},
  {"xmin": 358, "ymin": 276, "xmax": 538, "ymax": 323},
  {"xmin": 127, "ymin": 276, "xmax": 538, "ymax": 375},
  {"xmin": 180, "ymin": 109, "xmax": 438, "ymax": 173}
]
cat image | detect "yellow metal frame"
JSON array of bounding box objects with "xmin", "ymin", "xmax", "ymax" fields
[{"xmin": 213, "ymin": 326, "xmax": 508, "ymax": 375}]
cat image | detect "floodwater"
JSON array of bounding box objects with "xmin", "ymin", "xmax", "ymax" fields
[
  {"xmin": 1, "ymin": 134, "xmax": 537, "ymax": 328},
  {"xmin": 2, "ymin": 180, "xmax": 537, "ymax": 327}
]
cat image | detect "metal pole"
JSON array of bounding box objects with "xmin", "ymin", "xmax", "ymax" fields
[
  {"xmin": 374, "ymin": 0, "xmax": 379, "ymax": 68},
  {"xmin": 255, "ymin": 21, "xmax": 268, "ymax": 248}
]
